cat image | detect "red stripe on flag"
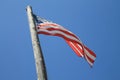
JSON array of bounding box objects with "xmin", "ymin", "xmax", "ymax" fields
[
  {"xmin": 37, "ymin": 24, "xmax": 79, "ymax": 40},
  {"xmin": 65, "ymin": 40, "xmax": 84, "ymax": 57},
  {"xmin": 85, "ymin": 53, "xmax": 95, "ymax": 64},
  {"xmin": 37, "ymin": 30, "xmax": 81, "ymax": 44},
  {"xmin": 84, "ymin": 45, "xmax": 96, "ymax": 57},
  {"xmin": 83, "ymin": 45, "xmax": 96, "ymax": 66}
]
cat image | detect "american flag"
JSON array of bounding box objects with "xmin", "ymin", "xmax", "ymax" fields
[{"xmin": 34, "ymin": 15, "xmax": 96, "ymax": 67}]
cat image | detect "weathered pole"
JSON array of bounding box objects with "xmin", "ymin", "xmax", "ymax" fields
[{"xmin": 26, "ymin": 5, "xmax": 47, "ymax": 80}]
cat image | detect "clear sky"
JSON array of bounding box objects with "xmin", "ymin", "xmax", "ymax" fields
[{"xmin": 0, "ymin": 0, "xmax": 120, "ymax": 80}]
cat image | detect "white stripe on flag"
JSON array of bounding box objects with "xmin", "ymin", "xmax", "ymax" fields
[
  {"xmin": 69, "ymin": 41, "xmax": 84, "ymax": 57},
  {"xmin": 84, "ymin": 48, "xmax": 96, "ymax": 60},
  {"xmin": 37, "ymin": 28, "xmax": 81, "ymax": 44},
  {"xmin": 84, "ymin": 54, "xmax": 93, "ymax": 66}
]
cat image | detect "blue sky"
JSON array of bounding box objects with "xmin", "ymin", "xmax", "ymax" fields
[{"xmin": 0, "ymin": 0, "xmax": 120, "ymax": 80}]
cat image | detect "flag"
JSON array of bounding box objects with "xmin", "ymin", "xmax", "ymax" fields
[{"xmin": 34, "ymin": 15, "xmax": 96, "ymax": 67}]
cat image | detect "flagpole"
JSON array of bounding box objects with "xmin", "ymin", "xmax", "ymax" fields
[{"xmin": 26, "ymin": 5, "xmax": 47, "ymax": 80}]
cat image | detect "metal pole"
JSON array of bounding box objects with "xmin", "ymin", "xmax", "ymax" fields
[{"xmin": 26, "ymin": 5, "xmax": 47, "ymax": 80}]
